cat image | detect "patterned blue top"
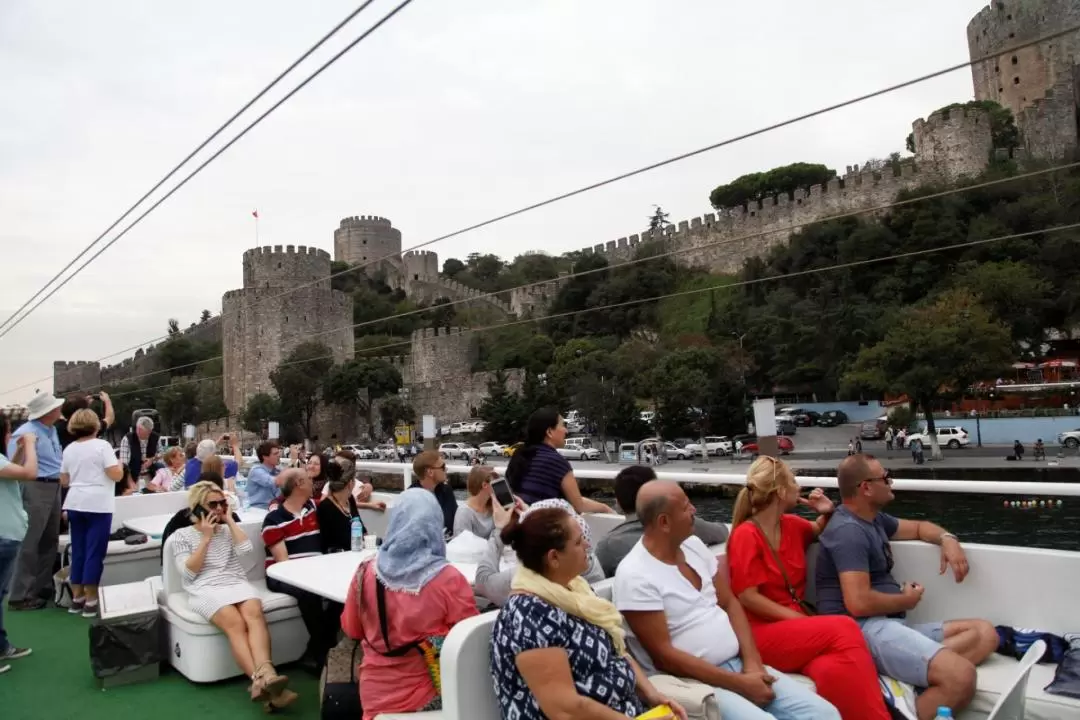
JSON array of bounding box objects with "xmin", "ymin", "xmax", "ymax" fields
[{"xmin": 490, "ymin": 593, "xmax": 643, "ymax": 720}]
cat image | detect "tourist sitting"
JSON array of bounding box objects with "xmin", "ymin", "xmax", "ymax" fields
[
  {"xmin": 726, "ymin": 457, "xmax": 889, "ymax": 720},
  {"xmin": 170, "ymin": 481, "xmax": 296, "ymax": 709},
  {"xmin": 476, "ymin": 497, "xmax": 604, "ymax": 607},
  {"xmin": 184, "ymin": 435, "xmax": 241, "ymax": 491},
  {"xmin": 506, "ymin": 408, "xmax": 613, "ymax": 514},
  {"xmin": 316, "ymin": 459, "xmax": 361, "ymax": 553},
  {"xmin": 61, "ymin": 409, "xmax": 125, "ymax": 618},
  {"xmin": 453, "ymin": 465, "xmax": 496, "ymax": 539},
  {"xmin": 411, "ymin": 450, "xmax": 459, "ymax": 538},
  {"xmin": 114, "ymin": 466, "xmax": 137, "ymax": 497},
  {"xmin": 341, "ymin": 488, "xmax": 478, "ymax": 719},
  {"xmin": 246, "ymin": 441, "xmax": 282, "ymax": 510},
  {"xmin": 0, "ymin": 414, "xmax": 39, "ymax": 672},
  {"xmin": 261, "ymin": 468, "xmax": 329, "ymax": 670},
  {"xmin": 119, "ymin": 416, "xmax": 161, "ymax": 488},
  {"xmin": 161, "ymin": 471, "xmax": 242, "ymax": 562},
  {"xmin": 816, "ymin": 454, "xmax": 998, "ymax": 720},
  {"xmin": 334, "ymin": 449, "xmax": 385, "ymax": 511},
  {"xmin": 490, "ymin": 501, "xmax": 687, "ymax": 720},
  {"xmin": 615, "ymin": 480, "xmax": 840, "ymax": 720},
  {"xmin": 149, "ymin": 447, "xmax": 186, "ymax": 492},
  {"xmin": 596, "ymin": 465, "xmax": 728, "ymax": 577},
  {"xmin": 306, "ymin": 452, "xmax": 329, "ymax": 499}
]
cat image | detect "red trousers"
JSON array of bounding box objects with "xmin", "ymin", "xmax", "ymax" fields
[{"xmin": 751, "ymin": 615, "xmax": 890, "ymax": 720}]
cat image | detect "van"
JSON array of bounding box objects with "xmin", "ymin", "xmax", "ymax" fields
[{"xmin": 860, "ymin": 418, "xmax": 887, "ymax": 440}]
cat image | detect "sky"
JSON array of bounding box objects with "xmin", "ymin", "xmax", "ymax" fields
[{"xmin": 0, "ymin": 0, "xmax": 993, "ymax": 405}]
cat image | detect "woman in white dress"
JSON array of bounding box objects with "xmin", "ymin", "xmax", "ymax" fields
[{"xmin": 170, "ymin": 481, "xmax": 296, "ymax": 709}]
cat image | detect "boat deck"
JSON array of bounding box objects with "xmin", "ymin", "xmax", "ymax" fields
[{"xmin": 4, "ymin": 609, "xmax": 320, "ymax": 718}]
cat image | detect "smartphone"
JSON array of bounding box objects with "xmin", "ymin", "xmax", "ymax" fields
[
  {"xmin": 490, "ymin": 477, "xmax": 515, "ymax": 510},
  {"xmin": 191, "ymin": 505, "xmax": 208, "ymax": 521}
]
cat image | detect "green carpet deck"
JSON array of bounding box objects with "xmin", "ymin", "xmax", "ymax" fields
[{"xmin": 3, "ymin": 608, "xmax": 320, "ymax": 718}]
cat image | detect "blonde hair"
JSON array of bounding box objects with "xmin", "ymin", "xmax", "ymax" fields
[
  {"xmin": 466, "ymin": 465, "xmax": 494, "ymax": 496},
  {"xmin": 731, "ymin": 456, "xmax": 797, "ymax": 529},
  {"xmin": 67, "ymin": 408, "xmax": 101, "ymax": 438},
  {"xmin": 202, "ymin": 455, "xmax": 225, "ymax": 478},
  {"xmin": 187, "ymin": 481, "xmax": 224, "ymax": 512},
  {"xmin": 164, "ymin": 447, "xmax": 184, "ymax": 466}
]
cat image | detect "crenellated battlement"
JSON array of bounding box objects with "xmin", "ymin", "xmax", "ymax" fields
[
  {"xmin": 411, "ymin": 326, "xmax": 469, "ymax": 342},
  {"xmin": 403, "ymin": 250, "xmax": 436, "ymax": 259},
  {"xmin": 338, "ymin": 215, "xmax": 393, "ymax": 228},
  {"xmin": 243, "ymin": 244, "xmax": 331, "ymax": 261},
  {"xmin": 243, "ymin": 243, "xmax": 333, "ymax": 290}
]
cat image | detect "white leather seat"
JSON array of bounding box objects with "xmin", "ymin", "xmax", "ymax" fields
[{"xmin": 160, "ymin": 533, "xmax": 308, "ymax": 682}]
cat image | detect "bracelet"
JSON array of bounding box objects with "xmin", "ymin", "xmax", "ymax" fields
[{"xmin": 940, "ymin": 532, "xmax": 958, "ymax": 542}]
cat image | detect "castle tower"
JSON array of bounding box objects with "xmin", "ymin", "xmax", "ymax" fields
[
  {"xmin": 222, "ymin": 245, "xmax": 354, "ymax": 413},
  {"xmin": 408, "ymin": 327, "xmax": 476, "ymax": 385},
  {"xmin": 333, "ymin": 215, "xmax": 402, "ymax": 275},
  {"xmin": 53, "ymin": 361, "xmax": 102, "ymax": 395},
  {"xmin": 967, "ymin": 1, "xmax": 1080, "ymax": 157},
  {"xmin": 401, "ymin": 250, "xmax": 439, "ymax": 288},
  {"xmin": 912, "ymin": 106, "xmax": 994, "ymax": 181}
]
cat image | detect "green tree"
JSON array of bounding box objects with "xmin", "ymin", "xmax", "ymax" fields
[
  {"xmin": 953, "ymin": 260, "xmax": 1049, "ymax": 349},
  {"xmin": 156, "ymin": 381, "xmax": 200, "ymax": 435},
  {"xmin": 324, "ymin": 358, "xmax": 403, "ymax": 441},
  {"xmin": 269, "ymin": 342, "xmax": 334, "ymax": 438},
  {"xmin": 442, "ymin": 258, "xmax": 466, "ymax": 278},
  {"xmin": 167, "ymin": 318, "xmax": 180, "ymax": 336},
  {"xmin": 378, "ymin": 395, "xmax": 416, "ymax": 440},
  {"xmin": 241, "ymin": 393, "xmax": 281, "ymax": 436},
  {"xmin": 466, "ymin": 253, "xmax": 506, "ymax": 284},
  {"xmin": 648, "ymin": 205, "xmax": 671, "ymax": 231},
  {"xmin": 710, "ymin": 163, "xmax": 836, "ymax": 211},
  {"xmin": 200, "ymin": 309, "xmax": 212, "ymax": 323},
  {"xmin": 844, "ymin": 289, "xmax": 1012, "ymax": 459},
  {"xmin": 478, "ymin": 372, "xmax": 528, "ymax": 444},
  {"xmin": 428, "ymin": 298, "xmax": 457, "ymax": 328}
]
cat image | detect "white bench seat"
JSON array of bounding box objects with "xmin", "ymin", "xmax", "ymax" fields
[
  {"xmin": 162, "ymin": 580, "xmax": 299, "ymax": 631},
  {"xmin": 373, "ymin": 714, "xmax": 444, "ymax": 719}
]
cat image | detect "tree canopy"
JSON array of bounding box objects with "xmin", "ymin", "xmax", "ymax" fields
[{"xmin": 709, "ymin": 163, "xmax": 837, "ymax": 211}]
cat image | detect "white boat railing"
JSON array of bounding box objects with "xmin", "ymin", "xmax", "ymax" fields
[{"xmin": 352, "ymin": 461, "xmax": 1080, "ymax": 497}]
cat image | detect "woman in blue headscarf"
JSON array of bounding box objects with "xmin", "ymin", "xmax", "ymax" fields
[{"xmin": 341, "ymin": 487, "xmax": 478, "ymax": 720}]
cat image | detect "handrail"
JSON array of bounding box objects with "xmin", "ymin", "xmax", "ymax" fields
[{"xmin": 351, "ymin": 461, "xmax": 1080, "ymax": 497}]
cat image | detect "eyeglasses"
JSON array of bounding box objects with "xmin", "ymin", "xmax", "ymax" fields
[
  {"xmin": 865, "ymin": 469, "xmax": 893, "ymax": 486},
  {"xmin": 207, "ymin": 499, "xmax": 227, "ymax": 510}
]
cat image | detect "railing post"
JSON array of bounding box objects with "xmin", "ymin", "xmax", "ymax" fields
[{"xmin": 402, "ymin": 463, "xmax": 410, "ymax": 491}]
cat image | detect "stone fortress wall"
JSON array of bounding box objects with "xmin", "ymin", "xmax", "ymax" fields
[
  {"xmin": 222, "ymin": 245, "xmax": 354, "ymax": 414},
  {"xmin": 333, "ymin": 215, "xmax": 401, "ymax": 272},
  {"xmin": 967, "ymin": 0, "xmax": 1080, "ymax": 159},
  {"xmin": 53, "ymin": 361, "xmax": 103, "ymax": 395}
]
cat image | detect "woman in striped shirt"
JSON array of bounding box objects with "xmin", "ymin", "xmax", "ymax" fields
[{"xmin": 170, "ymin": 481, "xmax": 296, "ymax": 710}]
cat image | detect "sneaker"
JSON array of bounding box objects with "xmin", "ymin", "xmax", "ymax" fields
[
  {"xmin": 0, "ymin": 647, "xmax": 31, "ymax": 661},
  {"xmin": 0, "ymin": 664, "xmax": 9, "ymax": 675},
  {"xmin": 68, "ymin": 598, "xmax": 86, "ymax": 615},
  {"xmin": 82, "ymin": 603, "xmax": 99, "ymax": 619}
]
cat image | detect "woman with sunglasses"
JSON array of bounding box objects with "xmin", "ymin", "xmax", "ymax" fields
[
  {"xmin": 725, "ymin": 457, "xmax": 890, "ymax": 720},
  {"xmin": 169, "ymin": 481, "xmax": 296, "ymax": 710}
]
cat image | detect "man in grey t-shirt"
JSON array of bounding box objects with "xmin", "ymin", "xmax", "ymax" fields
[{"xmin": 816, "ymin": 454, "xmax": 997, "ymax": 720}]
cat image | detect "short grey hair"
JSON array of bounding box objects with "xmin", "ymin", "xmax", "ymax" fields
[
  {"xmin": 195, "ymin": 438, "xmax": 218, "ymax": 461},
  {"xmin": 136, "ymin": 416, "xmax": 155, "ymax": 432}
]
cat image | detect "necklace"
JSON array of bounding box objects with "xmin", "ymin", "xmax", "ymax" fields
[{"xmin": 329, "ymin": 494, "xmax": 351, "ymax": 518}]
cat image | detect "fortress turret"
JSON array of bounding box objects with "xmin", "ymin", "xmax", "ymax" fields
[
  {"xmin": 912, "ymin": 106, "xmax": 994, "ymax": 181},
  {"xmin": 243, "ymin": 245, "xmax": 331, "ymax": 290},
  {"xmin": 333, "ymin": 215, "xmax": 402, "ymax": 272}
]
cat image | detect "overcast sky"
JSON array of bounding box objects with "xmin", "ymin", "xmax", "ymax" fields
[{"xmin": 0, "ymin": 0, "xmax": 992, "ymax": 405}]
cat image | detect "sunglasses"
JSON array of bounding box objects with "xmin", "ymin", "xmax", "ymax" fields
[{"xmin": 207, "ymin": 499, "xmax": 228, "ymax": 510}]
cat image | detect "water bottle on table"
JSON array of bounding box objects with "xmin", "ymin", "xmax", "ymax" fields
[
  {"xmin": 934, "ymin": 707, "xmax": 952, "ymax": 720},
  {"xmin": 351, "ymin": 517, "xmax": 364, "ymax": 552}
]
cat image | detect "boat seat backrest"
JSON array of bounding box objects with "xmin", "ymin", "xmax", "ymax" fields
[
  {"xmin": 583, "ymin": 512, "xmax": 627, "ymax": 545},
  {"xmin": 111, "ymin": 491, "xmax": 190, "ymax": 532},
  {"xmin": 162, "ymin": 534, "xmax": 184, "ymax": 596},
  {"xmin": 985, "ymin": 639, "xmax": 1046, "ymax": 720},
  {"xmin": 441, "ymin": 613, "xmax": 501, "ymax": 720}
]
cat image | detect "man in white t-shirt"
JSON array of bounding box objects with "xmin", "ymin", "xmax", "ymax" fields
[{"xmin": 614, "ymin": 481, "xmax": 839, "ymax": 720}]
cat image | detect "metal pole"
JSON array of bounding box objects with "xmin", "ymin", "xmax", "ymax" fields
[{"xmin": 976, "ymin": 412, "xmax": 982, "ymax": 448}]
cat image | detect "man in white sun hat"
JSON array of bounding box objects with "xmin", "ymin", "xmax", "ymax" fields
[{"xmin": 7, "ymin": 392, "xmax": 64, "ymax": 611}]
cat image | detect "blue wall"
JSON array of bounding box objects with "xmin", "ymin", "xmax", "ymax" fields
[
  {"xmin": 924, "ymin": 416, "xmax": 1080, "ymax": 446},
  {"xmin": 794, "ymin": 401, "xmax": 887, "ymax": 423}
]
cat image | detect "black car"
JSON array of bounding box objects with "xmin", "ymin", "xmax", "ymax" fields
[{"xmin": 817, "ymin": 410, "xmax": 849, "ymax": 427}]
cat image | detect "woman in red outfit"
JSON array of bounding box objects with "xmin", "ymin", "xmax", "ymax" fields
[{"xmin": 727, "ymin": 456, "xmax": 890, "ymax": 720}]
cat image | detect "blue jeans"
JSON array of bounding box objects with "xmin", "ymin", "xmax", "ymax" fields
[
  {"xmin": 0, "ymin": 537, "xmax": 23, "ymax": 653},
  {"xmin": 67, "ymin": 510, "xmax": 112, "ymax": 586},
  {"xmin": 712, "ymin": 658, "xmax": 841, "ymax": 720}
]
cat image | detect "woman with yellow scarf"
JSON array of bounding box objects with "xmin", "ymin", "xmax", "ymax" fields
[{"xmin": 490, "ymin": 499, "xmax": 687, "ymax": 720}]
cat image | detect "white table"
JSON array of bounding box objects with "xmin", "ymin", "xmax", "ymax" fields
[
  {"xmin": 123, "ymin": 507, "xmax": 268, "ymax": 538},
  {"xmin": 265, "ymin": 550, "xmax": 479, "ymax": 604}
]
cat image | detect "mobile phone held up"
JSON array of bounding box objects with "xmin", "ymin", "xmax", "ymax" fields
[
  {"xmin": 191, "ymin": 505, "xmax": 209, "ymax": 521},
  {"xmin": 490, "ymin": 477, "xmax": 515, "ymax": 510}
]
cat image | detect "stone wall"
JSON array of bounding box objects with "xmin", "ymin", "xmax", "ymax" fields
[
  {"xmin": 912, "ymin": 106, "xmax": 995, "ymax": 181},
  {"xmin": 404, "ymin": 276, "xmax": 512, "ymax": 316},
  {"xmin": 407, "ymin": 368, "xmax": 525, "ymax": 426},
  {"xmin": 1019, "ymin": 69, "xmax": 1080, "ymax": 159},
  {"xmin": 510, "ymin": 274, "xmax": 568, "ymax": 317},
  {"xmin": 53, "ymin": 361, "xmax": 102, "ymax": 395},
  {"xmin": 408, "ymin": 326, "xmax": 476, "ymax": 385},
  {"xmin": 333, "ymin": 215, "xmax": 401, "ymax": 272}
]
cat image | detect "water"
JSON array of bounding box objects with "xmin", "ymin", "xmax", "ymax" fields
[{"xmin": 448, "ymin": 486, "xmax": 1080, "ymax": 551}]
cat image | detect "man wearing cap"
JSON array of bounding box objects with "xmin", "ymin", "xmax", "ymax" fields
[{"xmin": 7, "ymin": 393, "xmax": 65, "ymax": 610}]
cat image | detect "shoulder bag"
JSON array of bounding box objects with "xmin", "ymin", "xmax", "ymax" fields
[{"xmin": 749, "ymin": 518, "xmax": 816, "ymax": 615}]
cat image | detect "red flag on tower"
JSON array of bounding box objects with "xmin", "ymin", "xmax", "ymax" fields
[{"xmin": 252, "ymin": 210, "xmax": 259, "ymax": 219}]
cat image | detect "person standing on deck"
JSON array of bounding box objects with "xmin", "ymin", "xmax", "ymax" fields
[
  {"xmin": 0, "ymin": 413, "xmax": 38, "ymax": 671},
  {"xmin": 7, "ymin": 393, "xmax": 64, "ymax": 611}
]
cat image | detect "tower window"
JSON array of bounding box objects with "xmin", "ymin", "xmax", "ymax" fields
[
  {"xmin": 1011, "ymin": 56, "xmax": 1018, "ymax": 65},
  {"xmin": 278, "ymin": 262, "xmax": 282, "ymax": 268},
  {"xmin": 1014, "ymin": 77, "xmax": 1020, "ymax": 85},
  {"xmin": 1009, "ymin": 32, "xmax": 1015, "ymax": 38}
]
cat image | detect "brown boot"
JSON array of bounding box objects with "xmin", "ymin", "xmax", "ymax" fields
[
  {"xmin": 249, "ymin": 663, "xmax": 288, "ymax": 702},
  {"xmin": 264, "ymin": 688, "xmax": 299, "ymax": 713}
]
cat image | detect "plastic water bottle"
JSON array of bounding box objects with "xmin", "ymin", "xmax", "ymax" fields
[
  {"xmin": 934, "ymin": 707, "xmax": 953, "ymax": 719},
  {"xmin": 236, "ymin": 475, "xmax": 249, "ymax": 510},
  {"xmin": 351, "ymin": 517, "xmax": 364, "ymax": 552}
]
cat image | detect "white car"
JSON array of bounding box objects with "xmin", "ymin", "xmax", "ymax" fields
[
  {"xmin": 557, "ymin": 444, "xmax": 601, "ymax": 460},
  {"xmin": 664, "ymin": 442, "xmax": 691, "ymax": 460},
  {"xmin": 1058, "ymin": 429, "xmax": 1080, "ymax": 449},
  {"xmin": 477, "ymin": 441, "xmax": 504, "ymax": 456},
  {"xmin": 439, "ymin": 443, "xmax": 476, "ymax": 460},
  {"xmin": 341, "ymin": 444, "xmax": 374, "ymax": 460},
  {"xmin": 906, "ymin": 426, "xmax": 970, "ymax": 449},
  {"xmin": 374, "ymin": 444, "xmax": 398, "ymax": 459},
  {"xmin": 684, "ymin": 436, "xmax": 733, "ymax": 456}
]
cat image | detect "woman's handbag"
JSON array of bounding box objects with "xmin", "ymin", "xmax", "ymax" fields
[
  {"xmin": 750, "ymin": 518, "xmax": 817, "ymax": 615},
  {"xmin": 320, "ymin": 636, "xmax": 362, "ymax": 720}
]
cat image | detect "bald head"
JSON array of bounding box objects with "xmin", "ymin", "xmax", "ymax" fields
[
  {"xmin": 837, "ymin": 453, "xmax": 879, "ymax": 499},
  {"xmin": 637, "ymin": 480, "xmax": 683, "ymax": 528},
  {"xmin": 279, "ymin": 468, "xmax": 308, "ymax": 498}
]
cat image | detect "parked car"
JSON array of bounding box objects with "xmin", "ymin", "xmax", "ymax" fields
[
  {"xmin": 1058, "ymin": 429, "xmax": 1080, "ymax": 449},
  {"xmin": 502, "ymin": 442, "xmax": 523, "ymax": 457},
  {"xmin": 860, "ymin": 418, "xmax": 887, "ymax": 440},
  {"xmin": 439, "ymin": 443, "xmax": 477, "ymax": 460},
  {"xmin": 739, "ymin": 436, "xmax": 795, "ymax": 456},
  {"xmin": 775, "ymin": 418, "xmax": 797, "ymax": 436},
  {"xmin": 557, "ymin": 444, "xmax": 601, "ymax": 461},
  {"xmin": 663, "ymin": 442, "xmax": 691, "ymax": 460},
  {"xmin": 684, "ymin": 436, "xmax": 734, "ymax": 456},
  {"xmin": 778, "ymin": 408, "xmax": 817, "ymax": 427},
  {"xmin": 906, "ymin": 426, "xmax": 970, "ymax": 449},
  {"xmin": 817, "ymin": 410, "xmax": 849, "ymax": 427},
  {"xmin": 477, "ymin": 441, "xmax": 504, "ymax": 456}
]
